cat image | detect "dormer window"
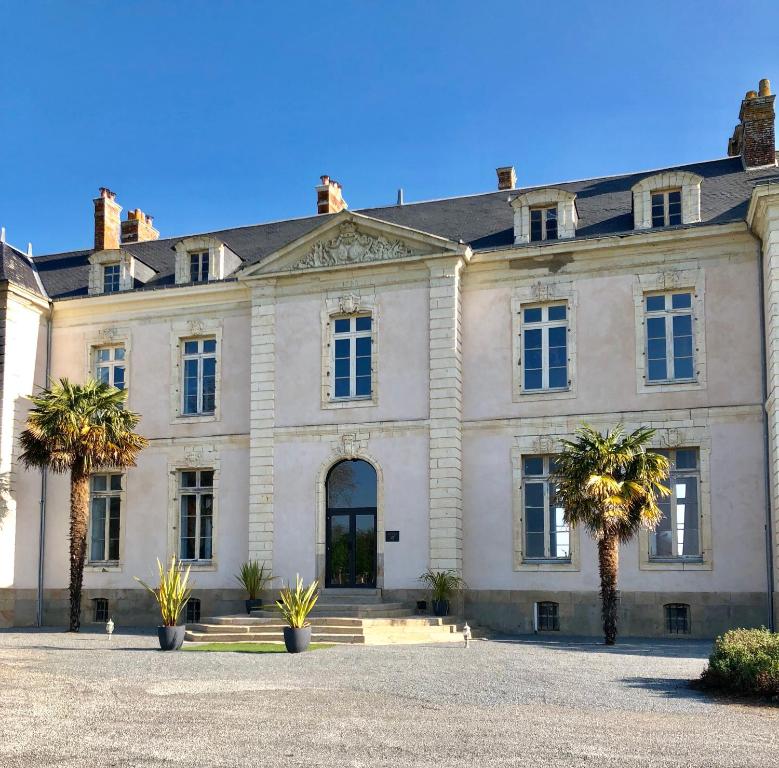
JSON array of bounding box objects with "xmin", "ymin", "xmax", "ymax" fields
[
  {"xmin": 530, "ymin": 206, "xmax": 558, "ymax": 242},
  {"xmin": 632, "ymin": 171, "xmax": 702, "ymax": 230},
  {"xmin": 103, "ymin": 264, "xmax": 121, "ymax": 293},
  {"xmin": 651, "ymin": 189, "xmax": 682, "ymax": 228},
  {"xmin": 190, "ymin": 251, "xmax": 210, "ymax": 283}
]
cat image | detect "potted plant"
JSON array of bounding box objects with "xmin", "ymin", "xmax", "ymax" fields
[
  {"xmin": 135, "ymin": 556, "xmax": 193, "ymax": 651},
  {"xmin": 419, "ymin": 568, "xmax": 466, "ymax": 617},
  {"xmin": 236, "ymin": 560, "xmax": 273, "ymax": 614},
  {"xmin": 275, "ymin": 574, "xmax": 319, "ymax": 653}
]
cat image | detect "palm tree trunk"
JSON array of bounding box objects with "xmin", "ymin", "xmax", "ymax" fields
[
  {"xmin": 69, "ymin": 463, "xmax": 90, "ymax": 632},
  {"xmin": 598, "ymin": 534, "xmax": 619, "ymax": 645}
]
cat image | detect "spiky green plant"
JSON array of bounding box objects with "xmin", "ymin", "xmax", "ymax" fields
[
  {"xmin": 418, "ymin": 569, "xmax": 466, "ymax": 602},
  {"xmin": 19, "ymin": 378, "xmax": 148, "ymax": 632},
  {"xmin": 135, "ymin": 556, "xmax": 193, "ymax": 627},
  {"xmin": 275, "ymin": 574, "xmax": 319, "ymax": 628},
  {"xmin": 235, "ymin": 560, "xmax": 273, "ymax": 600},
  {"xmin": 551, "ymin": 424, "xmax": 669, "ymax": 645}
]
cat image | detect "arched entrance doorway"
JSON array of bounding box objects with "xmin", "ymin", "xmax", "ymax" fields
[{"xmin": 325, "ymin": 459, "xmax": 377, "ymax": 588}]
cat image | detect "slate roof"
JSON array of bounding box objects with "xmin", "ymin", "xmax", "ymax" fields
[
  {"xmin": 33, "ymin": 156, "xmax": 779, "ymax": 301},
  {"xmin": 0, "ymin": 242, "xmax": 46, "ymax": 298}
]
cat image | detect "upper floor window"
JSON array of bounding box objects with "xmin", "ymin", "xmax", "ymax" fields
[
  {"xmin": 645, "ymin": 292, "xmax": 694, "ymax": 382},
  {"xmin": 103, "ymin": 264, "xmax": 120, "ymax": 293},
  {"xmin": 182, "ymin": 338, "xmax": 216, "ymax": 415},
  {"xmin": 189, "ymin": 251, "xmax": 209, "ymax": 283},
  {"xmin": 89, "ymin": 473, "xmax": 122, "ymax": 563},
  {"xmin": 522, "ymin": 456, "xmax": 570, "ymax": 561},
  {"xmin": 95, "ymin": 346, "xmax": 126, "ymax": 390},
  {"xmin": 521, "ymin": 304, "xmax": 568, "ymax": 391},
  {"xmin": 530, "ymin": 206, "xmax": 558, "ymax": 242},
  {"xmin": 650, "ymin": 448, "xmax": 701, "ymax": 560},
  {"xmin": 179, "ymin": 469, "xmax": 214, "ymax": 562},
  {"xmin": 651, "ymin": 189, "xmax": 682, "ymax": 228},
  {"xmin": 332, "ymin": 315, "xmax": 372, "ymax": 399}
]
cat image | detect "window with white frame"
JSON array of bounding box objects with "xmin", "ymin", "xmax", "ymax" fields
[
  {"xmin": 522, "ymin": 456, "xmax": 570, "ymax": 561},
  {"xmin": 645, "ymin": 292, "xmax": 694, "ymax": 383},
  {"xmin": 530, "ymin": 206, "xmax": 558, "ymax": 242},
  {"xmin": 651, "ymin": 189, "xmax": 682, "ymax": 228},
  {"xmin": 332, "ymin": 315, "xmax": 372, "ymax": 399},
  {"xmin": 89, "ymin": 473, "xmax": 122, "ymax": 562},
  {"xmin": 103, "ymin": 264, "xmax": 121, "ymax": 293},
  {"xmin": 178, "ymin": 469, "xmax": 214, "ymax": 562},
  {"xmin": 189, "ymin": 251, "xmax": 209, "ymax": 283},
  {"xmin": 521, "ymin": 304, "xmax": 568, "ymax": 392},
  {"xmin": 182, "ymin": 338, "xmax": 217, "ymax": 415},
  {"xmin": 650, "ymin": 448, "xmax": 701, "ymax": 560},
  {"xmin": 94, "ymin": 346, "xmax": 126, "ymax": 390}
]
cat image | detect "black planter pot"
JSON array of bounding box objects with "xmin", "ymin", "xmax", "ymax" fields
[
  {"xmin": 431, "ymin": 599, "xmax": 450, "ymax": 617},
  {"xmin": 157, "ymin": 625, "xmax": 185, "ymax": 651},
  {"xmin": 283, "ymin": 625, "xmax": 312, "ymax": 653},
  {"xmin": 245, "ymin": 598, "xmax": 263, "ymax": 614}
]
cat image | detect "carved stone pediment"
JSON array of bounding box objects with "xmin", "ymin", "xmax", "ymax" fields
[{"xmin": 292, "ymin": 221, "xmax": 417, "ymax": 271}]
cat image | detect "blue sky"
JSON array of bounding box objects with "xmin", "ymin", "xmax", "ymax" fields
[{"xmin": 1, "ymin": 1, "xmax": 777, "ymax": 255}]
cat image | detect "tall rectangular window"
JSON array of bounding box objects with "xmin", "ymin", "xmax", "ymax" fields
[
  {"xmin": 645, "ymin": 292, "xmax": 694, "ymax": 382},
  {"xmin": 650, "ymin": 449, "xmax": 701, "ymax": 560},
  {"xmin": 651, "ymin": 189, "xmax": 682, "ymax": 228},
  {"xmin": 332, "ymin": 315, "xmax": 372, "ymax": 399},
  {"xmin": 103, "ymin": 264, "xmax": 121, "ymax": 293},
  {"xmin": 523, "ymin": 456, "xmax": 570, "ymax": 560},
  {"xmin": 89, "ymin": 474, "xmax": 122, "ymax": 562},
  {"xmin": 95, "ymin": 346, "xmax": 126, "ymax": 390},
  {"xmin": 179, "ymin": 469, "xmax": 214, "ymax": 562},
  {"xmin": 182, "ymin": 338, "xmax": 217, "ymax": 415},
  {"xmin": 530, "ymin": 206, "xmax": 558, "ymax": 242},
  {"xmin": 189, "ymin": 251, "xmax": 209, "ymax": 283},
  {"xmin": 522, "ymin": 304, "xmax": 568, "ymax": 391}
]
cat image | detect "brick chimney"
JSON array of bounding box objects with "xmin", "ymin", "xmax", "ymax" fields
[
  {"xmin": 496, "ymin": 166, "xmax": 517, "ymax": 190},
  {"xmin": 121, "ymin": 208, "xmax": 159, "ymax": 244},
  {"xmin": 728, "ymin": 78, "xmax": 776, "ymax": 168},
  {"xmin": 316, "ymin": 175, "xmax": 347, "ymax": 214},
  {"xmin": 93, "ymin": 188, "xmax": 122, "ymax": 251}
]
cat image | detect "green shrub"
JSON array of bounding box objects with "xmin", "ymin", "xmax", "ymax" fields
[{"xmin": 700, "ymin": 627, "xmax": 779, "ymax": 697}]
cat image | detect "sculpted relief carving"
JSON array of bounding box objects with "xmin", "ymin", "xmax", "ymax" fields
[{"xmin": 293, "ymin": 221, "xmax": 417, "ymax": 270}]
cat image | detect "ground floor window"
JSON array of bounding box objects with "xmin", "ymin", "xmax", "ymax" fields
[
  {"xmin": 522, "ymin": 456, "xmax": 570, "ymax": 561},
  {"xmin": 179, "ymin": 469, "xmax": 214, "ymax": 562},
  {"xmin": 650, "ymin": 449, "xmax": 700, "ymax": 560},
  {"xmin": 89, "ymin": 474, "xmax": 122, "ymax": 562},
  {"xmin": 93, "ymin": 598, "xmax": 109, "ymax": 623},
  {"xmin": 185, "ymin": 598, "xmax": 201, "ymax": 623},
  {"xmin": 536, "ymin": 601, "xmax": 560, "ymax": 631},
  {"xmin": 665, "ymin": 603, "xmax": 691, "ymax": 634}
]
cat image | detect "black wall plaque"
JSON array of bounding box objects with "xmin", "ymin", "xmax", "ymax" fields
[{"xmin": 385, "ymin": 530, "xmax": 400, "ymax": 542}]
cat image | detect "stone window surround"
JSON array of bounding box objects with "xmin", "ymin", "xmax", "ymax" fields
[
  {"xmin": 511, "ymin": 188, "xmax": 578, "ymax": 244},
  {"xmin": 167, "ymin": 444, "xmax": 221, "ymax": 572},
  {"xmin": 314, "ymin": 434, "xmax": 385, "ymax": 589},
  {"xmin": 512, "ymin": 435, "xmax": 581, "ymax": 572},
  {"xmin": 174, "ymin": 236, "xmax": 241, "ymax": 284},
  {"xmin": 87, "ymin": 250, "xmax": 154, "ymax": 295},
  {"xmin": 511, "ymin": 281, "xmax": 578, "ymax": 403},
  {"xmin": 84, "ymin": 471, "xmax": 126, "ymax": 574},
  {"xmin": 633, "ymin": 268, "xmax": 707, "ymax": 394},
  {"xmin": 169, "ymin": 318, "xmax": 223, "ymax": 425},
  {"xmin": 321, "ymin": 291, "xmax": 379, "ymax": 410},
  {"xmin": 631, "ymin": 171, "xmax": 703, "ymax": 230},
  {"xmin": 84, "ymin": 326, "xmax": 132, "ymax": 404}
]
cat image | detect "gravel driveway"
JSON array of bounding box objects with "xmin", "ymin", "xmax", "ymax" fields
[{"xmin": 1, "ymin": 629, "xmax": 777, "ymax": 767}]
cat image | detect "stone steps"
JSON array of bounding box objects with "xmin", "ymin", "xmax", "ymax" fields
[{"xmin": 251, "ymin": 602, "xmax": 413, "ymax": 619}]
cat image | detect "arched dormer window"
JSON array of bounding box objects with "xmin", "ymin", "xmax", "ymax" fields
[
  {"xmin": 511, "ymin": 189, "xmax": 578, "ymax": 244},
  {"xmin": 173, "ymin": 236, "xmax": 241, "ymax": 285},
  {"xmin": 631, "ymin": 171, "xmax": 703, "ymax": 230}
]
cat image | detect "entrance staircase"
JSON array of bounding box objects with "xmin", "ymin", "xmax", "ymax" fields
[{"xmin": 185, "ymin": 590, "xmax": 471, "ymax": 645}]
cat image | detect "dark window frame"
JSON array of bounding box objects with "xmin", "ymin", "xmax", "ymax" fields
[
  {"xmin": 664, "ymin": 603, "xmax": 691, "ymax": 634},
  {"xmin": 536, "ymin": 601, "xmax": 560, "ymax": 631}
]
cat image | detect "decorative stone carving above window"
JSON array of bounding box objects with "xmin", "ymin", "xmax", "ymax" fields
[
  {"xmin": 631, "ymin": 171, "xmax": 703, "ymax": 230},
  {"xmin": 173, "ymin": 236, "xmax": 241, "ymax": 284},
  {"xmin": 293, "ymin": 221, "xmax": 417, "ymax": 270},
  {"xmin": 511, "ymin": 189, "xmax": 578, "ymax": 244},
  {"xmin": 87, "ymin": 249, "xmax": 155, "ymax": 295}
]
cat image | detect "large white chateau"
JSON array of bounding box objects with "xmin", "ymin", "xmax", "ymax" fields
[{"xmin": 2, "ymin": 81, "xmax": 779, "ymax": 637}]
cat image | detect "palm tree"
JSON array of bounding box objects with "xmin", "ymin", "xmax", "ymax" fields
[
  {"xmin": 552, "ymin": 424, "xmax": 669, "ymax": 645},
  {"xmin": 19, "ymin": 378, "xmax": 148, "ymax": 632}
]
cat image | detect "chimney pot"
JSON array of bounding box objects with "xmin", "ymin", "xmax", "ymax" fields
[
  {"xmin": 316, "ymin": 175, "xmax": 347, "ymax": 214},
  {"xmin": 496, "ymin": 166, "xmax": 517, "ymax": 191},
  {"xmin": 760, "ymin": 78, "xmax": 772, "ymax": 97}
]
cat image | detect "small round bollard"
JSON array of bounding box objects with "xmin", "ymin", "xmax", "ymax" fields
[
  {"xmin": 463, "ymin": 622, "xmax": 472, "ymax": 648},
  {"xmin": 106, "ymin": 618, "xmax": 114, "ymax": 639}
]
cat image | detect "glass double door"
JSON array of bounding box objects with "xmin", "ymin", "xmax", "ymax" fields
[{"xmin": 325, "ymin": 509, "xmax": 377, "ymax": 588}]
